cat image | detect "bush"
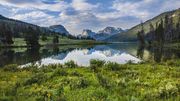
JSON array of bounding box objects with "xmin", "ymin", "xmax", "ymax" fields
[
  {"xmin": 166, "ymin": 60, "xmax": 180, "ymax": 67},
  {"xmin": 36, "ymin": 96, "xmax": 44, "ymax": 101},
  {"xmin": 64, "ymin": 61, "xmax": 77, "ymax": 68},
  {"xmin": 0, "ymin": 96, "xmax": 13, "ymax": 101},
  {"xmin": 24, "ymin": 73, "xmax": 48, "ymax": 85},
  {"xmin": 90, "ymin": 59, "xmax": 105, "ymax": 72},
  {"xmin": 69, "ymin": 78, "xmax": 89, "ymax": 90},
  {"xmin": 3, "ymin": 64, "xmax": 19, "ymax": 72},
  {"xmin": 52, "ymin": 69, "xmax": 68, "ymax": 77},
  {"xmin": 70, "ymin": 71, "xmax": 83, "ymax": 77},
  {"xmin": 126, "ymin": 60, "xmax": 134, "ymax": 64},
  {"xmin": 22, "ymin": 64, "xmax": 39, "ymax": 72},
  {"xmin": 91, "ymin": 88, "xmax": 108, "ymax": 100},
  {"xmin": 96, "ymin": 73, "xmax": 111, "ymax": 89},
  {"xmin": 105, "ymin": 62, "xmax": 120, "ymax": 71}
]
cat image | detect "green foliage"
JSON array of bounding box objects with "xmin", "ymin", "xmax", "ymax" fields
[
  {"xmin": 69, "ymin": 77, "xmax": 89, "ymax": 90},
  {"xmin": 24, "ymin": 26, "xmax": 40, "ymax": 47},
  {"xmin": 106, "ymin": 9, "xmax": 180, "ymax": 42},
  {"xmin": 96, "ymin": 73, "xmax": 111, "ymax": 89},
  {"xmin": 70, "ymin": 71, "xmax": 83, "ymax": 77},
  {"xmin": 3, "ymin": 64, "xmax": 19, "ymax": 72},
  {"xmin": 91, "ymin": 88, "xmax": 108, "ymax": 100},
  {"xmin": 105, "ymin": 62, "xmax": 120, "ymax": 71},
  {"xmin": 64, "ymin": 60, "xmax": 77, "ymax": 68},
  {"xmin": 24, "ymin": 73, "xmax": 48, "ymax": 85},
  {"xmin": 166, "ymin": 60, "xmax": 180, "ymax": 67},
  {"xmin": 90, "ymin": 59, "xmax": 105, "ymax": 72},
  {"xmin": 41, "ymin": 34, "xmax": 48, "ymax": 41},
  {"xmin": 0, "ymin": 59, "xmax": 179, "ymax": 101},
  {"xmin": 53, "ymin": 35, "xmax": 59, "ymax": 44},
  {"xmin": 52, "ymin": 69, "xmax": 68, "ymax": 77}
]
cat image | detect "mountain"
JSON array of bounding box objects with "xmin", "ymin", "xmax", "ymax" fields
[
  {"xmin": 0, "ymin": 15, "xmax": 8, "ymax": 20},
  {"xmin": 95, "ymin": 27, "xmax": 124, "ymax": 40},
  {"xmin": 98, "ymin": 27, "xmax": 124, "ymax": 35},
  {"xmin": 49, "ymin": 25, "xmax": 70, "ymax": 36},
  {"xmin": 77, "ymin": 29, "xmax": 96, "ymax": 39},
  {"xmin": 105, "ymin": 8, "xmax": 180, "ymax": 42},
  {"xmin": 78, "ymin": 27, "xmax": 125, "ymax": 40}
]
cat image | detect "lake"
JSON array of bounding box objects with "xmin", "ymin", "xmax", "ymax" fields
[{"xmin": 0, "ymin": 43, "xmax": 179, "ymax": 67}]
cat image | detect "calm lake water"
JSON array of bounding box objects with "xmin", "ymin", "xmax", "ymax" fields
[{"xmin": 0, "ymin": 43, "xmax": 179, "ymax": 67}]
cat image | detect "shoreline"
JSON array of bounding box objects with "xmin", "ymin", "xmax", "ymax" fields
[{"xmin": 0, "ymin": 41, "xmax": 109, "ymax": 48}]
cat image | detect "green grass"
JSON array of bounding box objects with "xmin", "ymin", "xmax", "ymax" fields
[
  {"xmin": 0, "ymin": 60, "xmax": 179, "ymax": 101},
  {"xmin": 2, "ymin": 37, "xmax": 106, "ymax": 47}
]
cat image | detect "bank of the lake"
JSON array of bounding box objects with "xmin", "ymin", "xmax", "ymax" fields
[
  {"xmin": 0, "ymin": 37, "xmax": 108, "ymax": 48},
  {"xmin": 0, "ymin": 59, "xmax": 179, "ymax": 101}
]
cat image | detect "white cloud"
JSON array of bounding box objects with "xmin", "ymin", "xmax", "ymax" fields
[
  {"xmin": 71, "ymin": 0, "xmax": 99, "ymax": 11},
  {"xmin": 0, "ymin": 0, "xmax": 69, "ymax": 12},
  {"xmin": 0, "ymin": 0, "xmax": 179, "ymax": 35},
  {"xmin": 160, "ymin": 0, "xmax": 180, "ymax": 12},
  {"xmin": 111, "ymin": 0, "xmax": 151, "ymax": 20}
]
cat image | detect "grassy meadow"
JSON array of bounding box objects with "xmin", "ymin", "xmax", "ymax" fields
[
  {"xmin": 0, "ymin": 59, "xmax": 179, "ymax": 101},
  {"xmin": 0, "ymin": 36, "xmax": 106, "ymax": 47}
]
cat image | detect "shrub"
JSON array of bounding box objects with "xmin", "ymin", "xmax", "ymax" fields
[
  {"xmin": 69, "ymin": 78, "xmax": 89, "ymax": 90},
  {"xmin": 105, "ymin": 62, "xmax": 120, "ymax": 71},
  {"xmin": 96, "ymin": 73, "xmax": 111, "ymax": 89},
  {"xmin": 0, "ymin": 96, "xmax": 13, "ymax": 101},
  {"xmin": 3, "ymin": 64, "xmax": 19, "ymax": 72},
  {"xmin": 36, "ymin": 96, "xmax": 44, "ymax": 101},
  {"xmin": 90, "ymin": 59, "xmax": 105, "ymax": 72},
  {"xmin": 126, "ymin": 60, "xmax": 134, "ymax": 64},
  {"xmin": 24, "ymin": 73, "xmax": 48, "ymax": 85},
  {"xmin": 64, "ymin": 61, "xmax": 77, "ymax": 68},
  {"xmin": 166, "ymin": 60, "xmax": 180, "ymax": 67},
  {"xmin": 52, "ymin": 69, "xmax": 68, "ymax": 77},
  {"xmin": 91, "ymin": 88, "xmax": 108, "ymax": 100},
  {"xmin": 22, "ymin": 65, "xmax": 39, "ymax": 72},
  {"xmin": 70, "ymin": 71, "xmax": 83, "ymax": 77},
  {"xmin": 158, "ymin": 82, "xmax": 178, "ymax": 98}
]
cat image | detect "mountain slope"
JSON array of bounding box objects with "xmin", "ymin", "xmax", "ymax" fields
[
  {"xmin": 49, "ymin": 25, "xmax": 70, "ymax": 35},
  {"xmin": 106, "ymin": 8, "xmax": 180, "ymax": 42},
  {"xmin": 0, "ymin": 15, "xmax": 50, "ymax": 37}
]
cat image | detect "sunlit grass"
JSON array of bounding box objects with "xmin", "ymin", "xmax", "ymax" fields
[{"xmin": 0, "ymin": 59, "xmax": 179, "ymax": 101}]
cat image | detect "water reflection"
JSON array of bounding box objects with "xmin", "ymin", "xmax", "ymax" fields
[{"xmin": 0, "ymin": 43, "xmax": 179, "ymax": 67}]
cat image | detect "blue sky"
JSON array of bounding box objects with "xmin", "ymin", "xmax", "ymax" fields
[{"xmin": 0, "ymin": 0, "xmax": 180, "ymax": 35}]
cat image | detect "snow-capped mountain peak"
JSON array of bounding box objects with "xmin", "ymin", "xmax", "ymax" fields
[
  {"xmin": 98, "ymin": 27, "xmax": 124, "ymax": 35},
  {"xmin": 79, "ymin": 29, "xmax": 96, "ymax": 38}
]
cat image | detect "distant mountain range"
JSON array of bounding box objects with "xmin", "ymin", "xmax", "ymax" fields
[
  {"xmin": 105, "ymin": 8, "xmax": 180, "ymax": 42},
  {"xmin": 77, "ymin": 27, "xmax": 125, "ymax": 40}
]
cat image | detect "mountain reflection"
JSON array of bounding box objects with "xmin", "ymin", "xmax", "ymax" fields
[{"xmin": 0, "ymin": 43, "xmax": 179, "ymax": 67}]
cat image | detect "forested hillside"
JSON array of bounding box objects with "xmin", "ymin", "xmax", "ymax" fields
[{"xmin": 105, "ymin": 9, "xmax": 180, "ymax": 42}]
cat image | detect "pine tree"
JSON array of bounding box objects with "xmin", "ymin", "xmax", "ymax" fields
[
  {"xmin": 176, "ymin": 14, "xmax": 180, "ymax": 41},
  {"xmin": 137, "ymin": 21, "xmax": 145, "ymax": 45},
  {"xmin": 24, "ymin": 26, "xmax": 39, "ymax": 47},
  {"xmin": 0, "ymin": 23, "xmax": 13, "ymax": 44},
  {"xmin": 146, "ymin": 22, "xmax": 155, "ymax": 44},
  {"xmin": 53, "ymin": 35, "xmax": 59, "ymax": 44},
  {"xmin": 155, "ymin": 19, "xmax": 164, "ymax": 44},
  {"xmin": 41, "ymin": 33, "xmax": 48, "ymax": 41},
  {"xmin": 5, "ymin": 26, "xmax": 14, "ymax": 44}
]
